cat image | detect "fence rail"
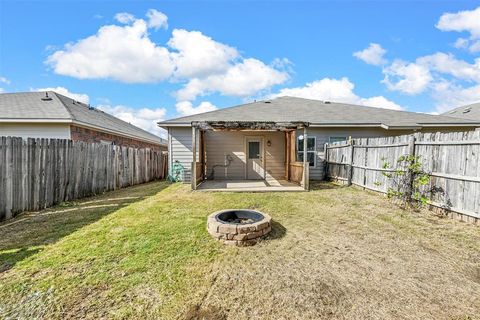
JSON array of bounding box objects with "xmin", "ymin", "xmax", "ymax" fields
[
  {"xmin": 325, "ymin": 131, "xmax": 480, "ymax": 222},
  {"xmin": 0, "ymin": 136, "xmax": 167, "ymax": 221}
]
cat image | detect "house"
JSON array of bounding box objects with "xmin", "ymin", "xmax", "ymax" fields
[
  {"xmin": 158, "ymin": 96, "xmax": 480, "ymax": 191},
  {"xmin": 443, "ymin": 102, "xmax": 480, "ymax": 121},
  {"xmin": 0, "ymin": 91, "xmax": 167, "ymax": 151}
]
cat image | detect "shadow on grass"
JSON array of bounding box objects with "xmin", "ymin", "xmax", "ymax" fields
[
  {"xmin": 266, "ymin": 220, "xmax": 287, "ymax": 240},
  {"xmin": 0, "ymin": 181, "xmax": 170, "ymax": 272},
  {"xmin": 310, "ymin": 181, "xmax": 345, "ymax": 191}
]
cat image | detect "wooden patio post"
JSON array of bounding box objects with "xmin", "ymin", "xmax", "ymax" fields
[
  {"xmin": 302, "ymin": 126, "xmax": 309, "ymax": 190},
  {"xmin": 285, "ymin": 131, "xmax": 291, "ymax": 181},
  {"xmin": 191, "ymin": 126, "xmax": 197, "ymax": 190}
]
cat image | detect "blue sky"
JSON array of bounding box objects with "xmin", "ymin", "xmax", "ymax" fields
[{"xmin": 1, "ymin": 1, "xmax": 480, "ymax": 136}]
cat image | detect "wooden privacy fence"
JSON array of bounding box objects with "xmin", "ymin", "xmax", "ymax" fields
[
  {"xmin": 0, "ymin": 136, "xmax": 168, "ymax": 221},
  {"xmin": 325, "ymin": 130, "xmax": 480, "ymax": 222}
]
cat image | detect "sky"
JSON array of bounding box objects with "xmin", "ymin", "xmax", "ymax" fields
[{"xmin": 1, "ymin": 0, "xmax": 480, "ymax": 137}]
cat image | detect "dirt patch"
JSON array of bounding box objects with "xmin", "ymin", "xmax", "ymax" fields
[{"xmin": 184, "ymin": 304, "xmax": 226, "ymax": 320}]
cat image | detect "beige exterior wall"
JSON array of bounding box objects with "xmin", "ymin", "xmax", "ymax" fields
[
  {"xmin": 169, "ymin": 125, "xmax": 477, "ymax": 183},
  {"xmin": 204, "ymin": 130, "xmax": 285, "ymax": 181},
  {"xmin": 0, "ymin": 123, "xmax": 71, "ymax": 139}
]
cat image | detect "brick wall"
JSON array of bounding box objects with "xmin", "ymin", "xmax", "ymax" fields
[{"xmin": 70, "ymin": 125, "xmax": 166, "ymax": 151}]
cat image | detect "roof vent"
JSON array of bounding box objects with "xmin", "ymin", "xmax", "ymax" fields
[
  {"xmin": 88, "ymin": 104, "xmax": 95, "ymax": 110},
  {"xmin": 41, "ymin": 92, "xmax": 52, "ymax": 101},
  {"xmin": 463, "ymin": 108, "xmax": 471, "ymax": 114},
  {"xmin": 324, "ymin": 101, "xmax": 331, "ymax": 104},
  {"xmin": 264, "ymin": 101, "xmax": 271, "ymax": 104}
]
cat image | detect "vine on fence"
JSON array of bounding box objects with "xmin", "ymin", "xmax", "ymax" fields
[{"xmin": 379, "ymin": 155, "xmax": 431, "ymax": 210}]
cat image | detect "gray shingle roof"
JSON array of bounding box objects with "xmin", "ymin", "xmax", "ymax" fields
[
  {"xmin": 442, "ymin": 102, "xmax": 480, "ymax": 121},
  {"xmin": 159, "ymin": 96, "xmax": 480, "ymax": 129},
  {"xmin": 0, "ymin": 91, "xmax": 165, "ymax": 145}
]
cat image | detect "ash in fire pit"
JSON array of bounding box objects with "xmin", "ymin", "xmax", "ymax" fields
[{"xmin": 207, "ymin": 209, "xmax": 272, "ymax": 246}]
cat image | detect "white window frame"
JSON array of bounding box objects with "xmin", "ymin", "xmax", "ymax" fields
[{"xmin": 297, "ymin": 136, "xmax": 316, "ymax": 168}]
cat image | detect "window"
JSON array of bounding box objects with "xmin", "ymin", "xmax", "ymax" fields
[
  {"xmin": 248, "ymin": 141, "xmax": 260, "ymax": 159},
  {"xmin": 297, "ymin": 136, "xmax": 316, "ymax": 167},
  {"xmin": 329, "ymin": 136, "xmax": 347, "ymax": 143}
]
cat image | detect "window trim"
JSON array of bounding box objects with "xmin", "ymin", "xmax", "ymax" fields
[
  {"xmin": 329, "ymin": 136, "xmax": 347, "ymax": 143},
  {"xmin": 297, "ymin": 136, "xmax": 317, "ymax": 168}
]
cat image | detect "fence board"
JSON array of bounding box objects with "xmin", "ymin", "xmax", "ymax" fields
[
  {"xmin": 326, "ymin": 131, "xmax": 480, "ymax": 221},
  {"xmin": 0, "ymin": 137, "xmax": 167, "ymax": 221}
]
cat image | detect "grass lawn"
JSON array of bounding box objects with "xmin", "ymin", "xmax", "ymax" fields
[{"xmin": 0, "ymin": 181, "xmax": 479, "ymax": 319}]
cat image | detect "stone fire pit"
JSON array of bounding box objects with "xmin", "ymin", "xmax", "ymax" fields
[{"xmin": 207, "ymin": 209, "xmax": 272, "ymax": 246}]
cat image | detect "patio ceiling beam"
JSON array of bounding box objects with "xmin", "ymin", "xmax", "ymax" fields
[{"xmin": 191, "ymin": 121, "xmax": 309, "ymax": 131}]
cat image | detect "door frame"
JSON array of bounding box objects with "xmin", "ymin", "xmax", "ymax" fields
[{"xmin": 244, "ymin": 136, "xmax": 266, "ymax": 180}]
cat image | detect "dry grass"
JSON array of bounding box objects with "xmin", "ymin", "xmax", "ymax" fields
[
  {"xmin": 186, "ymin": 183, "xmax": 480, "ymax": 320},
  {"xmin": 0, "ymin": 181, "xmax": 479, "ymax": 319}
]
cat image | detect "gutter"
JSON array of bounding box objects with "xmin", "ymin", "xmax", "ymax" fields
[{"xmin": 158, "ymin": 121, "xmax": 480, "ymax": 131}]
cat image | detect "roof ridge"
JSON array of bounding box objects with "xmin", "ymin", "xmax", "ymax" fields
[
  {"xmin": 51, "ymin": 91, "xmax": 75, "ymax": 120},
  {"xmin": 54, "ymin": 92, "xmax": 162, "ymax": 140}
]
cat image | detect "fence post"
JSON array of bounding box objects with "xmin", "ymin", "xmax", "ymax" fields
[
  {"xmin": 347, "ymin": 137, "xmax": 354, "ymax": 186},
  {"xmin": 323, "ymin": 142, "xmax": 329, "ymax": 180},
  {"xmin": 406, "ymin": 134, "xmax": 416, "ymax": 200}
]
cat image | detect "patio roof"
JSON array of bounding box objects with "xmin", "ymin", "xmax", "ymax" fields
[{"xmin": 191, "ymin": 120, "xmax": 309, "ymax": 131}]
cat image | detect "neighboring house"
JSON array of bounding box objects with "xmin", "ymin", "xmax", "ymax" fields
[
  {"xmin": 159, "ymin": 96, "xmax": 480, "ymax": 190},
  {"xmin": 443, "ymin": 102, "xmax": 480, "ymax": 121},
  {"xmin": 0, "ymin": 91, "xmax": 167, "ymax": 151}
]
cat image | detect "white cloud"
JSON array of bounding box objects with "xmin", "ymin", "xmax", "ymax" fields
[
  {"xmin": 175, "ymin": 100, "xmax": 217, "ymax": 116},
  {"xmin": 46, "ymin": 19, "xmax": 174, "ymax": 83},
  {"xmin": 436, "ymin": 7, "xmax": 480, "ymax": 53},
  {"xmin": 436, "ymin": 6, "xmax": 480, "ymax": 38},
  {"xmin": 382, "ymin": 60, "xmax": 432, "ymax": 95},
  {"xmin": 168, "ymin": 29, "xmax": 239, "ymax": 79},
  {"xmin": 454, "ymin": 37, "xmax": 469, "ymax": 49},
  {"xmin": 359, "ymin": 96, "xmax": 403, "ymax": 111},
  {"xmin": 97, "ymin": 105, "xmax": 167, "ymax": 137},
  {"xmin": 176, "ymin": 58, "xmax": 289, "ymax": 101},
  {"xmin": 114, "ymin": 12, "xmax": 135, "ymax": 24},
  {"xmin": 272, "ymin": 77, "xmax": 403, "ymax": 110},
  {"xmin": 417, "ymin": 53, "xmax": 480, "ymax": 83},
  {"xmin": 353, "ymin": 43, "xmax": 387, "ymax": 66},
  {"xmin": 46, "ymin": 10, "xmax": 289, "ymax": 102},
  {"xmin": 469, "ymin": 40, "xmax": 480, "ymax": 53},
  {"xmin": 34, "ymin": 86, "xmax": 90, "ymax": 104},
  {"xmin": 0, "ymin": 76, "xmax": 10, "ymax": 84},
  {"xmin": 431, "ymin": 81, "xmax": 480, "ymax": 114},
  {"xmin": 146, "ymin": 9, "xmax": 168, "ymax": 30},
  {"xmin": 0, "ymin": 88, "xmax": 4, "ymax": 93}
]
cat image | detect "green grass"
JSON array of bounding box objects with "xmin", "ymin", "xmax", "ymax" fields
[
  {"xmin": 0, "ymin": 182, "xmax": 220, "ymax": 318},
  {"xmin": 0, "ymin": 181, "xmax": 479, "ymax": 319}
]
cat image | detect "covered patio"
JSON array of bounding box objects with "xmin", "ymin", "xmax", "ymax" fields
[
  {"xmin": 196, "ymin": 179, "xmax": 304, "ymax": 192},
  {"xmin": 190, "ymin": 121, "xmax": 310, "ymax": 191}
]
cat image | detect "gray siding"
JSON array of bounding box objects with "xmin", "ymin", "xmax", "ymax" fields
[{"xmin": 169, "ymin": 127, "xmax": 198, "ymax": 182}]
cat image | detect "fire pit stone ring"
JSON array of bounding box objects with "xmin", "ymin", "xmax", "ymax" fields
[{"xmin": 207, "ymin": 209, "xmax": 272, "ymax": 246}]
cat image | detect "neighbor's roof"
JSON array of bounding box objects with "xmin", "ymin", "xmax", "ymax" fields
[
  {"xmin": 0, "ymin": 91, "xmax": 165, "ymax": 145},
  {"xmin": 442, "ymin": 102, "xmax": 480, "ymax": 121},
  {"xmin": 159, "ymin": 96, "xmax": 480, "ymax": 129}
]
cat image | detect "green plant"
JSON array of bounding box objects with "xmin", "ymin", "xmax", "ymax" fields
[{"xmin": 381, "ymin": 155, "xmax": 430, "ymax": 209}]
